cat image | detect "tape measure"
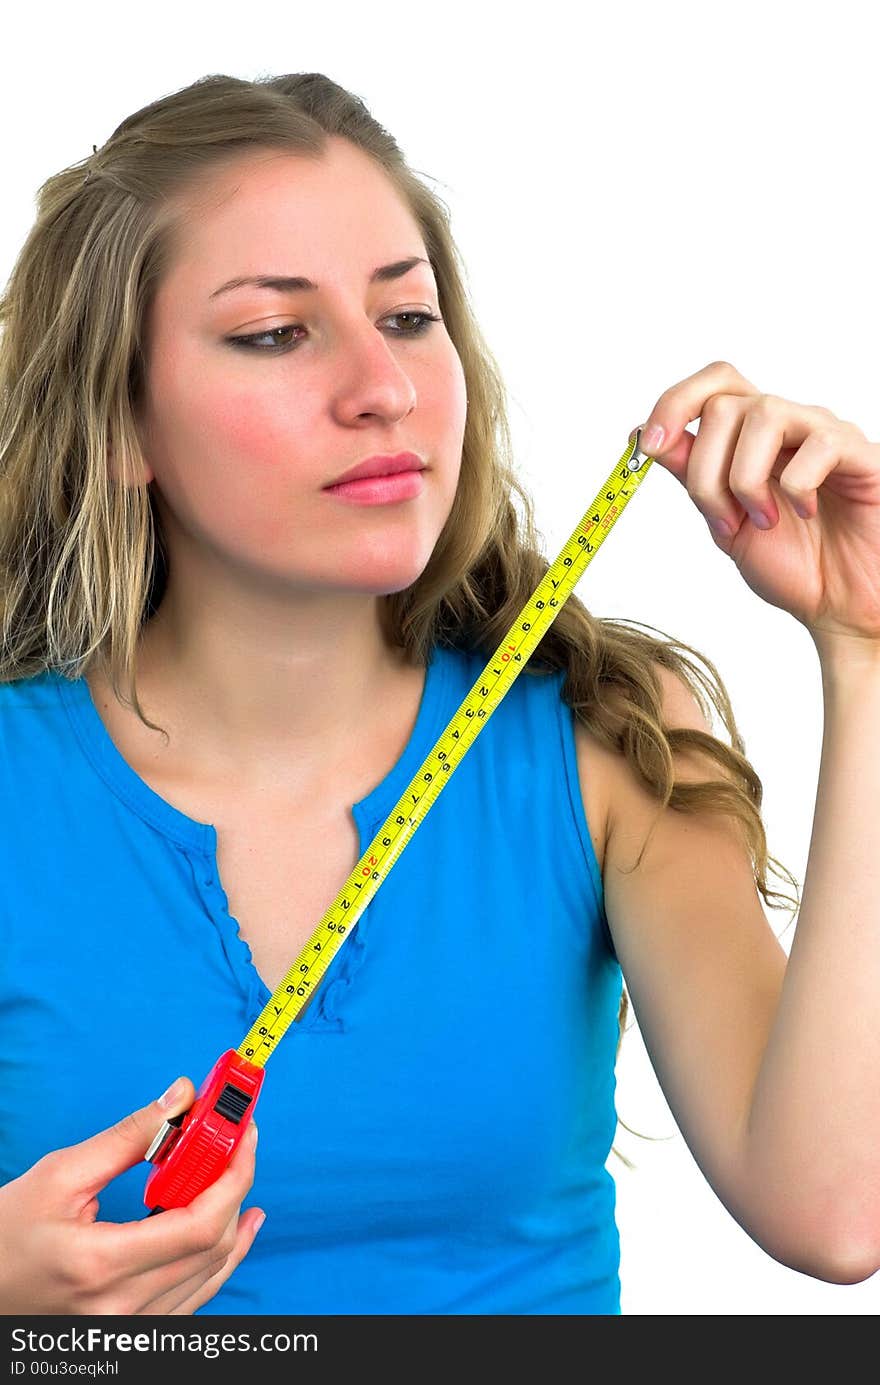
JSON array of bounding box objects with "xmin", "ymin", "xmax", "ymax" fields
[{"xmin": 143, "ymin": 428, "xmax": 655, "ymax": 1214}]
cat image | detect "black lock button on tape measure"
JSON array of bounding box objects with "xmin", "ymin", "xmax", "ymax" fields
[{"xmin": 144, "ymin": 429, "xmax": 655, "ymax": 1214}]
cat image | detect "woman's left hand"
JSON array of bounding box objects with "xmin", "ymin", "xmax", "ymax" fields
[{"xmin": 631, "ymin": 360, "xmax": 880, "ymax": 647}]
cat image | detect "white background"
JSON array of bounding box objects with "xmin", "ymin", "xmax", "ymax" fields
[{"xmin": 2, "ymin": 0, "xmax": 877, "ymax": 1314}]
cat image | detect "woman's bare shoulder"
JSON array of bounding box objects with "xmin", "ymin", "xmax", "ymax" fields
[{"xmin": 569, "ymin": 664, "xmax": 713, "ymax": 882}]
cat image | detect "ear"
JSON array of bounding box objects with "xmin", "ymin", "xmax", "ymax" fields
[{"xmin": 108, "ymin": 443, "xmax": 154, "ymax": 488}]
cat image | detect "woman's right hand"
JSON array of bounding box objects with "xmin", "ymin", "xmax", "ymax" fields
[{"xmin": 0, "ymin": 1077, "xmax": 265, "ymax": 1315}]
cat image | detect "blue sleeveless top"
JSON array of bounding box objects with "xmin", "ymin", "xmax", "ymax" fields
[{"xmin": 0, "ymin": 643, "xmax": 623, "ymax": 1314}]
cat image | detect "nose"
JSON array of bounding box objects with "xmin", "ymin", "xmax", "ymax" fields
[{"xmin": 330, "ymin": 316, "xmax": 418, "ymax": 421}]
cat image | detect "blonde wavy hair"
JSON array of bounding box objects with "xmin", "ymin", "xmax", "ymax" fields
[{"xmin": 0, "ymin": 72, "xmax": 800, "ymax": 1167}]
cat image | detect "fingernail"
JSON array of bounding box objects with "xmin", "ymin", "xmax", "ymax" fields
[
  {"xmin": 249, "ymin": 1122, "xmax": 259, "ymax": 1149},
  {"xmin": 708, "ymin": 515, "xmax": 732, "ymax": 538},
  {"xmin": 157, "ymin": 1077, "xmax": 184, "ymax": 1110},
  {"xmin": 254, "ymin": 1211, "xmax": 266, "ymax": 1234},
  {"xmin": 641, "ymin": 423, "xmax": 665, "ymax": 453},
  {"xmin": 749, "ymin": 507, "xmax": 773, "ymax": 530}
]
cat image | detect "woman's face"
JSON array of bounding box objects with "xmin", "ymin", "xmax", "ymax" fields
[{"xmin": 134, "ymin": 137, "xmax": 468, "ymax": 599}]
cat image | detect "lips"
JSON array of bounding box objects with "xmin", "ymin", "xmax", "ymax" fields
[{"xmin": 325, "ymin": 451, "xmax": 424, "ymax": 487}]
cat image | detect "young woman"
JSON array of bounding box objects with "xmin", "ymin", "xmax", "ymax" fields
[{"xmin": 0, "ymin": 72, "xmax": 877, "ymax": 1316}]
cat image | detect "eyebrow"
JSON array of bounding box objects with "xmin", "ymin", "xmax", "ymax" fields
[{"xmin": 209, "ymin": 255, "xmax": 432, "ymax": 300}]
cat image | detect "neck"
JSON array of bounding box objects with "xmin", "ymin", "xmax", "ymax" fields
[{"xmin": 99, "ymin": 585, "xmax": 419, "ymax": 793}]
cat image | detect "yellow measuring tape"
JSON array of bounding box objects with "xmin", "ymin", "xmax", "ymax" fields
[{"xmin": 237, "ymin": 429, "xmax": 654, "ymax": 1066}]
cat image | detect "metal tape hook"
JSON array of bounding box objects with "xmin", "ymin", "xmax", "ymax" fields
[{"xmin": 626, "ymin": 426, "xmax": 651, "ymax": 473}]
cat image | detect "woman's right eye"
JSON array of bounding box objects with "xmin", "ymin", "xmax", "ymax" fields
[{"xmin": 227, "ymin": 324, "xmax": 303, "ymax": 352}]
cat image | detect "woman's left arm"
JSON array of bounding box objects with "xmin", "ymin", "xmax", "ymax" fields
[
  {"xmin": 623, "ymin": 362, "xmax": 880, "ymax": 1281},
  {"xmin": 744, "ymin": 631, "xmax": 880, "ymax": 1282}
]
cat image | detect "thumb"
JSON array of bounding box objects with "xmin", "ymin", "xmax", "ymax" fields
[{"xmin": 72, "ymin": 1076, "xmax": 198, "ymax": 1200}]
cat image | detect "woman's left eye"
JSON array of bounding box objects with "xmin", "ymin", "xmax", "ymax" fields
[{"xmin": 227, "ymin": 310, "xmax": 444, "ymax": 353}]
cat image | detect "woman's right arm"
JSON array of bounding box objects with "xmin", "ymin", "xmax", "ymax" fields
[{"xmin": 0, "ymin": 1079, "xmax": 265, "ymax": 1315}]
